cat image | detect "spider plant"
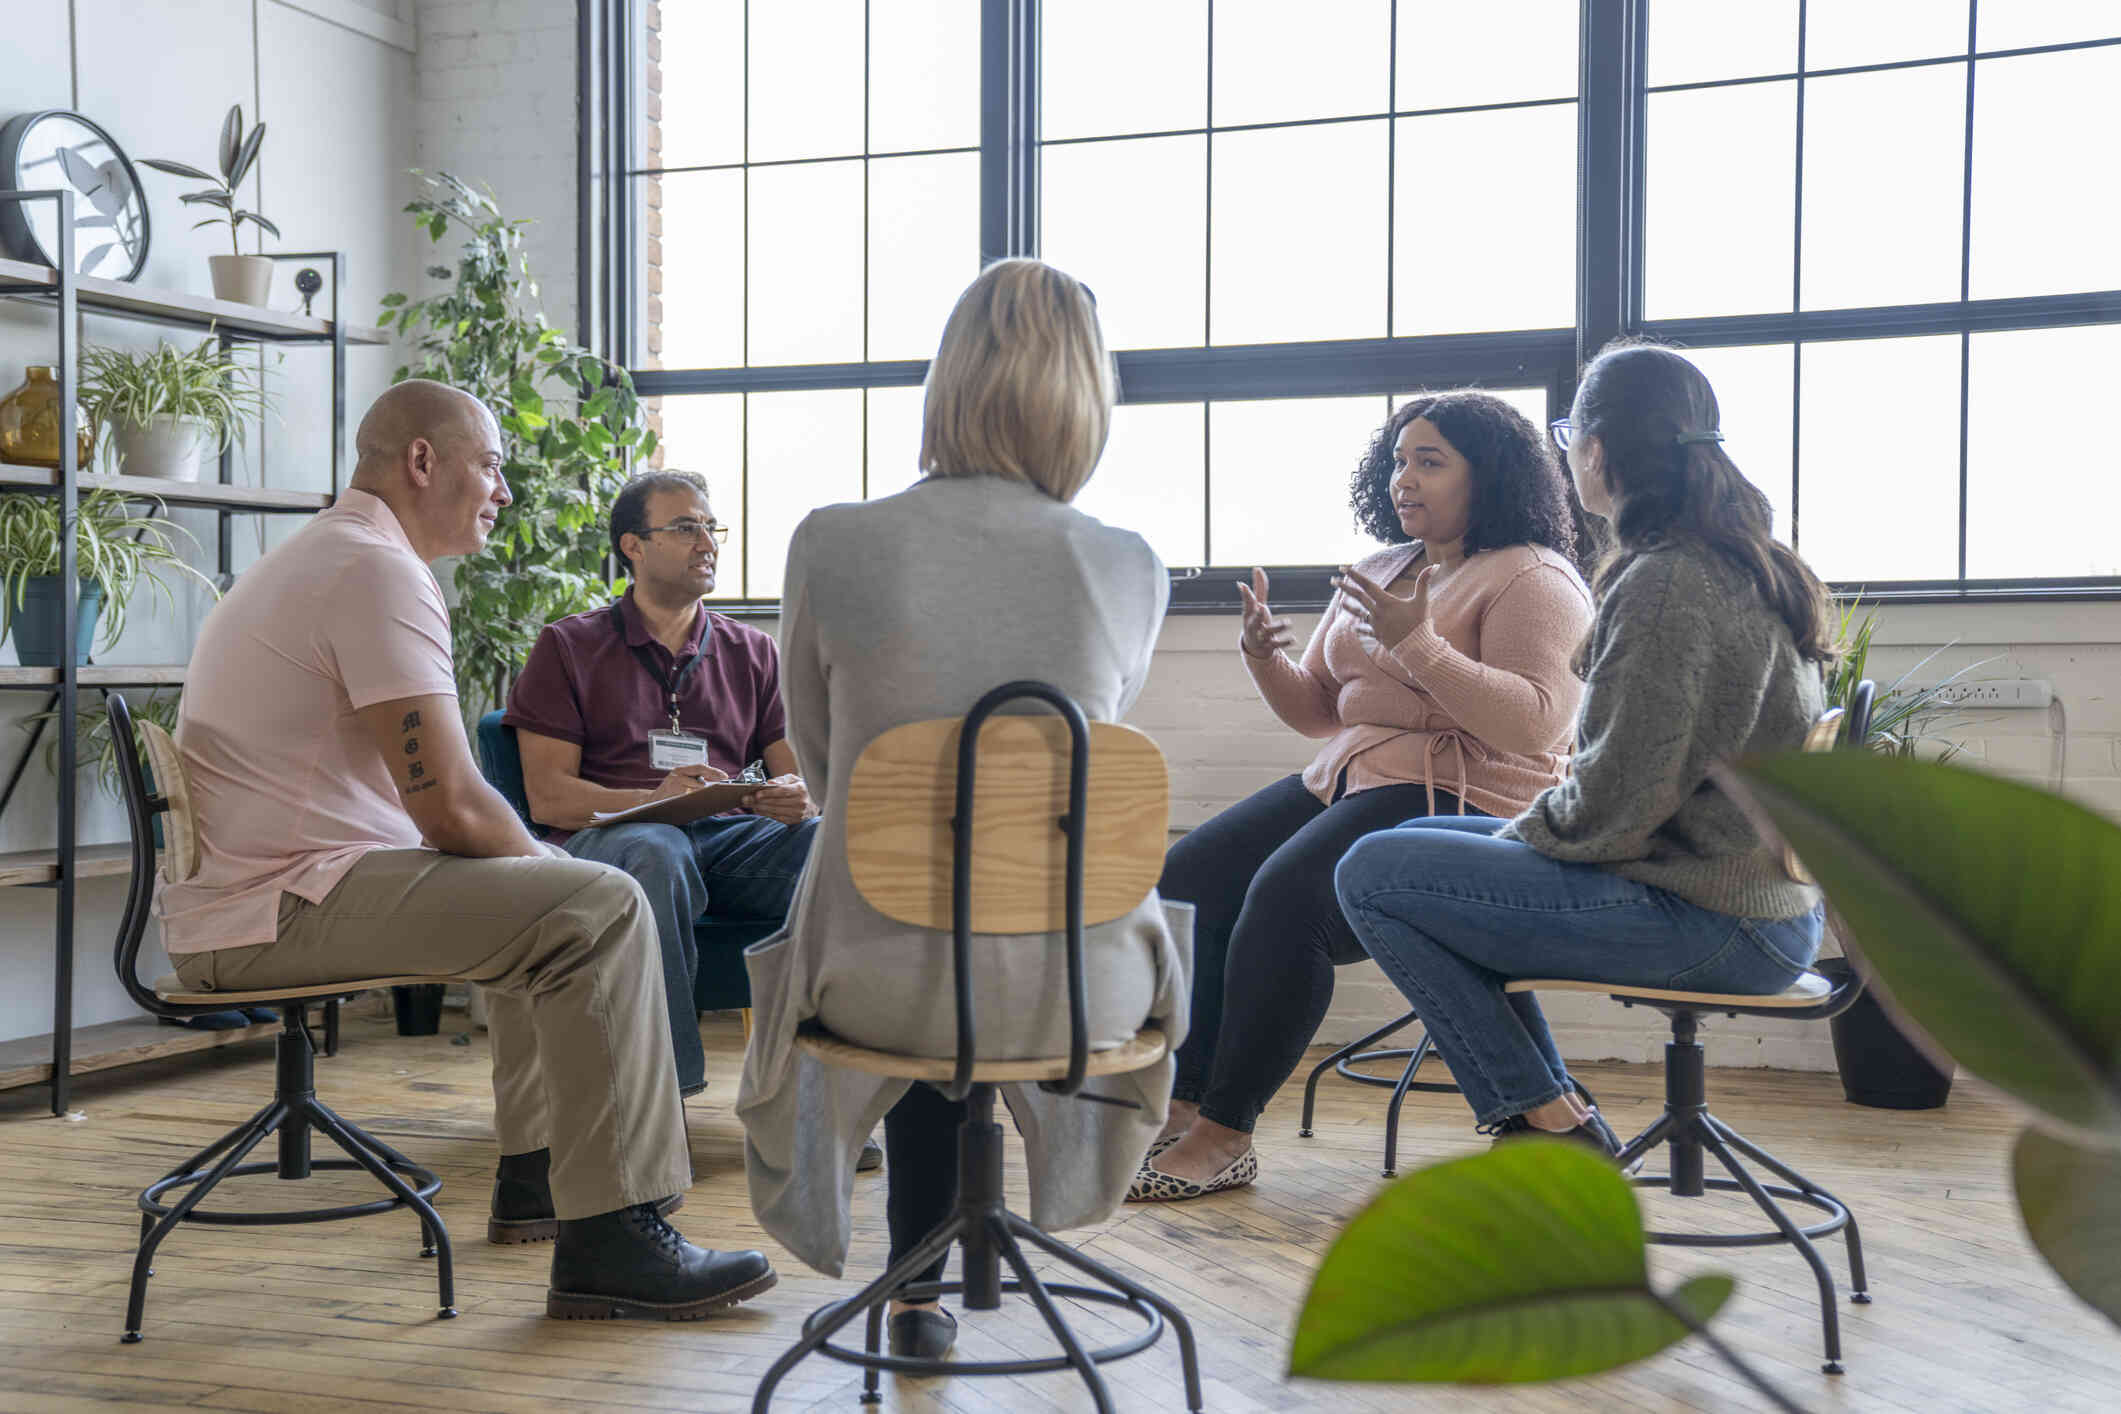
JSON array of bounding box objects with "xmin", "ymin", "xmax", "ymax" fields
[
  {"xmin": 0, "ymin": 490, "xmax": 218, "ymax": 653},
  {"xmin": 20, "ymin": 692, "xmax": 180, "ymax": 798},
  {"xmin": 1828, "ymin": 600, "xmax": 1990, "ymax": 761},
  {"xmin": 79, "ymin": 336, "xmax": 271, "ymax": 453}
]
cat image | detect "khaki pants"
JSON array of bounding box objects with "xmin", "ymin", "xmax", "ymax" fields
[{"xmin": 172, "ymin": 849, "xmax": 690, "ymax": 1220}]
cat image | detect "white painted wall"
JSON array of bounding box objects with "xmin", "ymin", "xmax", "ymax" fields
[
  {"xmin": 414, "ymin": 0, "xmax": 579, "ymax": 342},
  {"xmin": 0, "ymin": 0, "xmax": 420, "ymax": 1042}
]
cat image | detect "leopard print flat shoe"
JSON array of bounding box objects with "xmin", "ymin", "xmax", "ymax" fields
[{"xmin": 1126, "ymin": 1145, "xmax": 1259, "ymax": 1203}]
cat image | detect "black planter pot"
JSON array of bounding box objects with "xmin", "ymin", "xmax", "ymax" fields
[
  {"xmin": 1817, "ymin": 957, "xmax": 1954, "ymax": 1109},
  {"xmin": 392, "ymin": 983, "xmax": 447, "ymax": 1037}
]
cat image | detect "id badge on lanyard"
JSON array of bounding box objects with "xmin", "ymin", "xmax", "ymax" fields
[
  {"xmin": 614, "ymin": 601, "xmax": 711, "ymax": 774},
  {"xmin": 649, "ymin": 727, "xmax": 710, "ymax": 771}
]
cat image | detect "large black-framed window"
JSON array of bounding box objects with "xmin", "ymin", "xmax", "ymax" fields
[{"xmin": 587, "ymin": 0, "xmax": 2121, "ymax": 610}]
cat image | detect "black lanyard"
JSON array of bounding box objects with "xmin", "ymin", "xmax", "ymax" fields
[{"xmin": 610, "ymin": 602, "xmax": 703, "ymax": 733}]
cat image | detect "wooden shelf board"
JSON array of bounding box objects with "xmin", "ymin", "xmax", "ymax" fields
[
  {"xmin": 0, "ymin": 255, "xmax": 388, "ymax": 346},
  {"xmin": 0, "ymin": 466, "xmax": 331, "ymax": 511},
  {"xmin": 0, "ymin": 1014, "xmax": 279, "ymax": 1093},
  {"xmin": 0, "ymin": 665, "xmax": 189, "ymax": 688},
  {"xmin": 0, "ymin": 843, "xmax": 131, "ymax": 889}
]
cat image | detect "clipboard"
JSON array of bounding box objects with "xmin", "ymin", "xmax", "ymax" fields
[{"xmin": 583, "ymin": 780, "xmax": 756, "ymax": 829}]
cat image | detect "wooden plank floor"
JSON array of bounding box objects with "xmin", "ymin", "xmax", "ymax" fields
[{"xmin": 2, "ymin": 1014, "xmax": 2113, "ymax": 1412}]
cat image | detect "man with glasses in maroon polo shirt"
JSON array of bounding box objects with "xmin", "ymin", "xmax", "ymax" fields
[{"xmin": 503, "ymin": 471, "xmax": 821, "ymax": 1104}]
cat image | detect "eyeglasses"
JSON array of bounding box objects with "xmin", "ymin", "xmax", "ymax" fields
[
  {"xmin": 1549, "ymin": 418, "xmax": 1574, "ymax": 452},
  {"xmin": 641, "ymin": 519, "xmax": 729, "ymax": 545}
]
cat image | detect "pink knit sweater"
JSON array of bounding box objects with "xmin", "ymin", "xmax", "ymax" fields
[{"xmin": 1245, "ymin": 543, "xmax": 1594, "ymax": 817}]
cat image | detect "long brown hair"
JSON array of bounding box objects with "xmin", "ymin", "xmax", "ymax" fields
[{"xmin": 1575, "ymin": 339, "xmax": 1836, "ymax": 663}]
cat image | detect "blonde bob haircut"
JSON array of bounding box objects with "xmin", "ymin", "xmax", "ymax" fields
[{"xmin": 919, "ymin": 258, "xmax": 1115, "ymax": 503}]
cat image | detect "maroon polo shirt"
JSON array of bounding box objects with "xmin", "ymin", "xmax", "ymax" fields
[{"xmin": 503, "ymin": 587, "xmax": 788, "ymax": 839}]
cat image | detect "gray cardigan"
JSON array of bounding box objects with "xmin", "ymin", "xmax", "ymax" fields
[
  {"xmin": 1503, "ymin": 536, "xmax": 1825, "ymax": 919},
  {"xmin": 736, "ymin": 475, "xmax": 1191, "ymax": 1277}
]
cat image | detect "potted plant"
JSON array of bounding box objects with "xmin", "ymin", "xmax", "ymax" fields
[
  {"xmin": 22, "ymin": 692, "xmax": 180, "ymax": 798},
  {"xmin": 79, "ymin": 336, "xmax": 270, "ymax": 481},
  {"xmin": 140, "ymin": 105, "xmax": 279, "ymax": 306},
  {"xmin": 0, "ymin": 489, "xmax": 217, "ymax": 665},
  {"xmin": 381, "ymin": 171, "xmax": 654, "ymax": 718},
  {"xmin": 1818, "ymin": 604, "xmax": 1990, "ymax": 1109}
]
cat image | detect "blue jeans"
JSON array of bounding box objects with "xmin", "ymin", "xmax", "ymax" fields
[
  {"xmin": 1333, "ymin": 816, "xmax": 1823, "ymax": 1127},
  {"xmin": 568, "ymin": 815, "xmax": 818, "ymax": 1091}
]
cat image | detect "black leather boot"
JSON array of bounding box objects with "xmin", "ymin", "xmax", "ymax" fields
[
  {"xmin": 546, "ymin": 1203, "xmax": 776, "ymax": 1320},
  {"xmin": 489, "ymin": 1149, "xmax": 684, "ymax": 1245}
]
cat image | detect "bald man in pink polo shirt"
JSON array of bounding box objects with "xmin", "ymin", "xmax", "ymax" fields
[{"xmin": 158, "ymin": 380, "xmax": 776, "ymax": 1321}]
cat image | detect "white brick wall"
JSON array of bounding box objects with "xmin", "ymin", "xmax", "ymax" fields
[{"xmin": 413, "ymin": 0, "xmax": 580, "ymax": 340}]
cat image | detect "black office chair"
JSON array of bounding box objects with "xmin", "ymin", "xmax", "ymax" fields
[
  {"xmin": 750, "ymin": 683, "xmax": 1203, "ymax": 1413},
  {"xmin": 1503, "ymin": 682, "xmax": 1878, "ymax": 1375},
  {"xmin": 106, "ymin": 693, "xmax": 458, "ymax": 1343}
]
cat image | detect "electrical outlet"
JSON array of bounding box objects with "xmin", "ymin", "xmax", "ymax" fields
[{"xmin": 1925, "ymin": 679, "xmax": 2054, "ymax": 710}]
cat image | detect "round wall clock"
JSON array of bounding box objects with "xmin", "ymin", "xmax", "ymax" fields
[{"xmin": 0, "ymin": 109, "xmax": 151, "ymax": 282}]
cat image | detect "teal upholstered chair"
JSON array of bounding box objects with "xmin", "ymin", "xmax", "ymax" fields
[{"xmin": 474, "ymin": 712, "xmax": 764, "ymax": 1021}]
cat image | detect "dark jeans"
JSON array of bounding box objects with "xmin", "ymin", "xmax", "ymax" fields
[
  {"xmin": 1163, "ymin": 773, "xmax": 1484, "ymax": 1134},
  {"xmin": 884, "ymin": 1081, "xmax": 963, "ymax": 1287},
  {"xmin": 568, "ymin": 814, "xmax": 819, "ymax": 1091}
]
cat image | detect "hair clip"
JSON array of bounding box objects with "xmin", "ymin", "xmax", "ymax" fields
[{"xmin": 1676, "ymin": 430, "xmax": 1725, "ymax": 445}]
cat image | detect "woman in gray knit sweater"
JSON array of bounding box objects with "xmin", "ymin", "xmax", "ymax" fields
[{"xmin": 1333, "ymin": 341, "xmax": 1834, "ymax": 1145}]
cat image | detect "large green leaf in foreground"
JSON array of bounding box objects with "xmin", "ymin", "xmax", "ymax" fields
[
  {"xmin": 2014, "ymin": 1127, "xmax": 2121, "ymax": 1329},
  {"xmin": 1731, "ymin": 752, "xmax": 2121, "ymax": 1142},
  {"xmin": 1289, "ymin": 1141, "xmax": 1731, "ymax": 1383}
]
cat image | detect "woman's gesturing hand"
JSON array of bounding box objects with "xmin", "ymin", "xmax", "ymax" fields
[
  {"xmin": 1236, "ymin": 567, "xmax": 1296, "ymax": 659},
  {"xmin": 1335, "ymin": 563, "xmax": 1436, "ymax": 649}
]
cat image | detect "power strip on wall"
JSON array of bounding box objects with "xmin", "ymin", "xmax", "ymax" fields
[{"xmin": 1924, "ymin": 679, "xmax": 2055, "ymax": 710}]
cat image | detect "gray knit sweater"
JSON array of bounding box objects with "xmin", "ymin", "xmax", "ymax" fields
[{"xmin": 1502, "ymin": 536, "xmax": 1825, "ymax": 919}]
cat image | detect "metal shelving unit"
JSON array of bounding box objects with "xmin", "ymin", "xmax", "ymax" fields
[{"xmin": 0, "ymin": 192, "xmax": 385, "ymax": 1114}]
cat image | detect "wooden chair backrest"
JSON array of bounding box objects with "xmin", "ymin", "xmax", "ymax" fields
[
  {"xmin": 845, "ymin": 715, "xmax": 1168, "ymax": 934},
  {"xmin": 137, "ymin": 720, "xmax": 200, "ymax": 882}
]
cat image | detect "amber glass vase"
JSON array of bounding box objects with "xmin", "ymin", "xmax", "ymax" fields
[{"xmin": 0, "ymin": 366, "xmax": 96, "ymax": 470}]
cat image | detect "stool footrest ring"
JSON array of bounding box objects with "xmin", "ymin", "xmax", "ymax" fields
[
  {"xmin": 797, "ymin": 1279, "xmax": 1164, "ymax": 1378},
  {"xmin": 141, "ymin": 1158, "xmax": 442, "ymax": 1227}
]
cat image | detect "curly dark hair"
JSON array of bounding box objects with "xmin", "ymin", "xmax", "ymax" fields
[{"xmin": 1348, "ymin": 390, "xmax": 1579, "ymax": 565}]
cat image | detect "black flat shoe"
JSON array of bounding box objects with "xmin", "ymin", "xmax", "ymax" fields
[
  {"xmin": 1485, "ymin": 1111, "xmax": 1625, "ymax": 1159},
  {"xmin": 888, "ymin": 1305, "xmax": 957, "ymax": 1359}
]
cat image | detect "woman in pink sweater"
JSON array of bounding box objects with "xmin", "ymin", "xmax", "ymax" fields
[{"xmin": 1131, "ymin": 391, "xmax": 1594, "ymax": 1202}]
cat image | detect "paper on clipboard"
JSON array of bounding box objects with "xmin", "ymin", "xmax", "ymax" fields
[{"xmin": 584, "ymin": 780, "xmax": 756, "ymax": 829}]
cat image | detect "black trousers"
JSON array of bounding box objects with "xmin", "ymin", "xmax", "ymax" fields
[
  {"xmin": 1164, "ymin": 773, "xmax": 1483, "ymax": 1133},
  {"xmin": 884, "ymin": 1080, "xmax": 964, "ymax": 1286}
]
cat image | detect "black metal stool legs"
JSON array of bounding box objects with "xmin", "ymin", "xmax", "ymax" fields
[
  {"xmin": 120, "ymin": 1007, "xmax": 453, "ymax": 1343},
  {"xmin": 306, "ymin": 1102, "xmax": 457, "ymax": 1316},
  {"xmin": 1705, "ymin": 1113, "xmax": 1870, "ymax": 1302},
  {"xmin": 122, "ymin": 1102, "xmax": 284, "ymax": 1341},
  {"xmin": 1010, "ymin": 1216, "xmax": 1206, "ymax": 1413},
  {"xmin": 752, "ymin": 1083, "xmax": 1205, "ymax": 1412},
  {"xmin": 1626, "ymin": 1008, "xmax": 1870, "ymax": 1376}
]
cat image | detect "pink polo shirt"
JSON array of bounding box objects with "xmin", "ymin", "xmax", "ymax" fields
[{"xmin": 157, "ymin": 490, "xmax": 458, "ymax": 954}]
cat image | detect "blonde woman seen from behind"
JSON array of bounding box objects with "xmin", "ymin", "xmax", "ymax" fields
[{"xmin": 736, "ymin": 259, "xmax": 1188, "ymax": 1362}]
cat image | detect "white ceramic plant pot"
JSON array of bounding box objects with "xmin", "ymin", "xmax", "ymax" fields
[
  {"xmin": 208, "ymin": 254, "xmax": 274, "ymax": 306},
  {"xmin": 113, "ymin": 413, "xmax": 211, "ymax": 481}
]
